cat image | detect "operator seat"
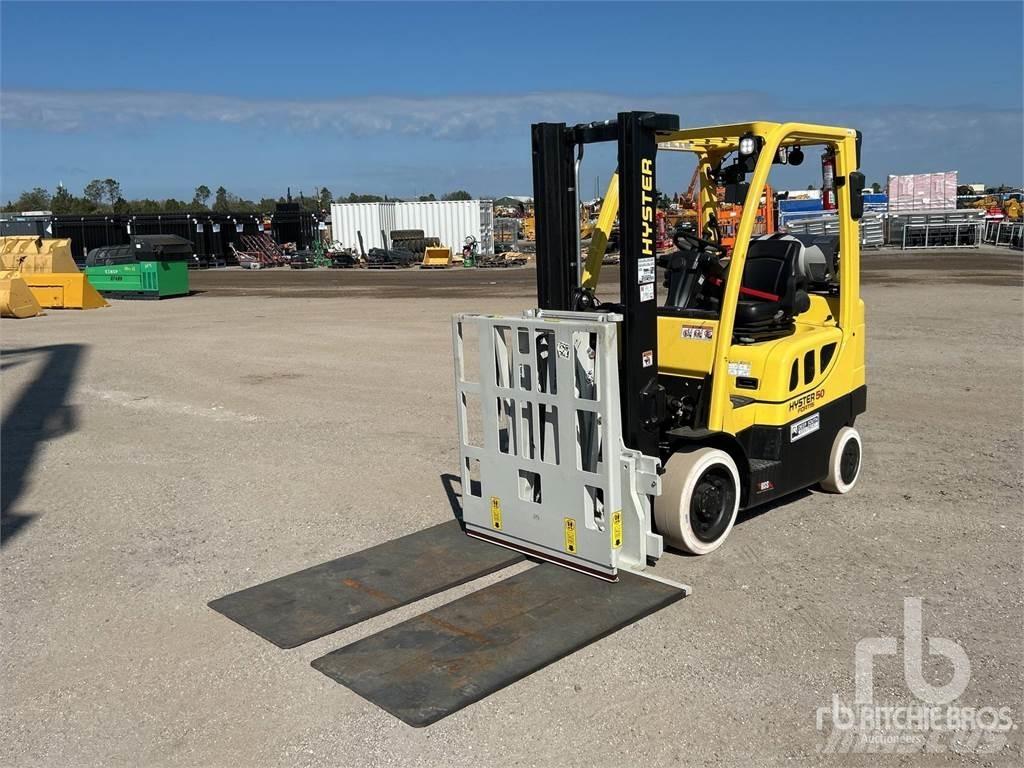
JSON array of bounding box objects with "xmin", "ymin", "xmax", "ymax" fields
[
  {"xmin": 659, "ymin": 232, "xmax": 727, "ymax": 317},
  {"xmin": 733, "ymin": 234, "xmax": 811, "ymax": 338}
]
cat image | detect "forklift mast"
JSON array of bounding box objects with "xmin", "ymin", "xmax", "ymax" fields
[{"xmin": 531, "ymin": 112, "xmax": 680, "ymax": 457}]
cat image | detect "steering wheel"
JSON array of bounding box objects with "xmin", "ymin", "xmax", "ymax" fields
[
  {"xmin": 672, "ymin": 232, "xmax": 727, "ymax": 310},
  {"xmin": 674, "ymin": 229, "xmax": 723, "ymax": 255}
]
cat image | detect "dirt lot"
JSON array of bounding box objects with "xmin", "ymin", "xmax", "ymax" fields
[
  {"xmin": 2, "ymin": 247, "xmax": 1021, "ymax": 767},
  {"xmin": 186, "ymin": 247, "xmax": 1023, "ymax": 298}
]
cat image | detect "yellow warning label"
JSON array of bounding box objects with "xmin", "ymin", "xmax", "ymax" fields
[
  {"xmin": 490, "ymin": 497, "xmax": 502, "ymax": 530},
  {"xmin": 563, "ymin": 517, "xmax": 577, "ymax": 554},
  {"xmin": 611, "ymin": 510, "xmax": 623, "ymax": 549}
]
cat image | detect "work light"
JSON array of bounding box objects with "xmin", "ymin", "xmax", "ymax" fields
[{"xmin": 739, "ymin": 134, "xmax": 757, "ymax": 156}]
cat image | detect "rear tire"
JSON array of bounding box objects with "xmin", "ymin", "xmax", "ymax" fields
[
  {"xmin": 655, "ymin": 448, "xmax": 740, "ymax": 555},
  {"xmin": 819, "ymin": 426, "xmax": 862, "ymax": 493}
]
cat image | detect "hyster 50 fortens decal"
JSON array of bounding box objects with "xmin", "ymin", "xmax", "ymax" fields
[{"xmin": 788, "ymin": 388, "xmax": 825, "ymax": 413}]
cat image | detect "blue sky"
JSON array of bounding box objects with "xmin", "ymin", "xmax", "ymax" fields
[{"xmin": 2, "ymin": 1, "xmax": 1022, "ymax": 202}]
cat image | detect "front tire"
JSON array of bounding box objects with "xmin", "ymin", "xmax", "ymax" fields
[
  {"xmin": 655, "ymin": 448, "xmax": 740, "ymax": 555},
  {"xmin": 819, "ymin": 426, "xmax": 862, "ymax": 493}
]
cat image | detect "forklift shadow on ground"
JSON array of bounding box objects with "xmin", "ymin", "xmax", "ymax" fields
[
  {"xmin": 1, "ymin": 344, "xmax": 84, "ymax": 546},
  {"xmin": 439, "ymin": 472, "xmax": 465, "ymax": 525},
  {"xmin": 663, "ymin": 488, "xmax": 814, "ymax": 557}
]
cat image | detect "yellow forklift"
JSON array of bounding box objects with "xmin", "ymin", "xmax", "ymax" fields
[
  {"xmin": 454, "ymin": 113, "xmax": 866, "ymax": 574},
  {"xmin": 213, "ymin": 112, "xmax": 867, "ymax": 726}
]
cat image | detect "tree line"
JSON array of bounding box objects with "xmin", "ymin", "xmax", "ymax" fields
[{"xmin": 1, "ymin": 181, "xmax": 475, "ymax": 216}]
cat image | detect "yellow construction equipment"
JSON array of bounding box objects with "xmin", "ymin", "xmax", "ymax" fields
[
  {"xmin": 22, "ymin": 272, "xmax": 109, "ymax": 310},
  {"xmin": 582, "ymin": 169, "xmax": 619, "ymax": 286},
  {"xmin": 0, "ymin": 236, "xmax": 108, "ymax": 310},
  {"xmin": 0, "ymin": 270, "xmax": 43, "ymax": 318},
  {"xmin": 421, "ymin": 246, "xmax": 453, "ymax": 268},
  {"xmin": 0, "ymin": 236, "xmax": 81, "ymax": 273},
  {"xmin": 969, "ymin": 195, "xmax": 1022, "ymax": 220}
]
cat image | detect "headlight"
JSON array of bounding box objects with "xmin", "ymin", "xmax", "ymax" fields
[{"xmin": 738, "ymin": 134, "xmax": 757, "ymax": 156}]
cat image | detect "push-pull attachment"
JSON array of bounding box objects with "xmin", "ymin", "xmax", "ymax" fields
[{"xmin": 452, "ymin": 309, "xmax": 670, "ymax": 582}]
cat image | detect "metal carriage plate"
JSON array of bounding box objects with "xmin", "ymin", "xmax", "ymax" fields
[{"xmin": 452, "ymin": 309, "xmax": 662, "ymax": 580}]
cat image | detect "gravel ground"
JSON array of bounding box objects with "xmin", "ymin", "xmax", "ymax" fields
[{"xmin": 2, "ymin": 248, "xmax": 1021, "ymax": 767}]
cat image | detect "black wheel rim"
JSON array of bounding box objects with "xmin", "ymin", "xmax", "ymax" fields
[
  {"xmin": 840, "ymin": 438, "xmax": 860, "ymax": 485},
  {"xmin": 689, "ymin": 466, "xmax": 736, "ymax": 543}
]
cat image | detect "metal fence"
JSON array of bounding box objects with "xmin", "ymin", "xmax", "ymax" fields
[
  {"xmin": 900, "ymin": 222, "xmax": 982, "ymax": 249},
  {"xmin": 885, "ymin": 208, "xmax": 985, "ymax": 246},
  {"xmin": 777, "ymin": 194, "xmax": 887, "ymax": 228},
  {"xmin": 984, "ymin": 220, "xmax": 1023, "ymax": 249},
  {"xmin": 494, "ymin": 217, "xmax": 522, "ymax": 246},
  {"xmin": 780, "ymin": 211, "xmax": 884, "ymax": 248}
]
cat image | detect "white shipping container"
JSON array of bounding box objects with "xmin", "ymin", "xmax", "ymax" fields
[
  {"xmin": 396, "ymin": 200, "xmax": 467, "ymax": 252},
  {"xmin": 329, "ymin": 202, "xmax": 396, "ymax": 251},
  {"xmin": 331, "ymin": 199, "xmax": 494, "ymax": 254}
]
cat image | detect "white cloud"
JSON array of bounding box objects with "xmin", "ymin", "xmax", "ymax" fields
[
  {"xmin": 0, "ymin": 88, "xmax": 778, "ymax": 138},
  {"xmin": 1, "ymin": 88, "xmax": 1020, "ymax": 190}
]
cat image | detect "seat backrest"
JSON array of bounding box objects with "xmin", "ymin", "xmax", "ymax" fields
[
  {"xmin": 742, "ymin": 238, "xmax": 803, "ymax": 303},
  {"xmin": 663, "ymin": 251, "xmax": 703, "ymax": 310}
]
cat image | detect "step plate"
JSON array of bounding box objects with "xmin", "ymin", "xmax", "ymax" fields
[
  {"xmin": 311, "ymin": 564, "xmax": 687, "ymax": 726},
  {"xmin": 208, "ymin": 521, "xmax": 523, "ymax": 648}
]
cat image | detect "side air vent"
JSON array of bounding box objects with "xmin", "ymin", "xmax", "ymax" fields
[
  {"xmin": 804, "ymin": 350, "xmax": 816, "ymax": 385},
  {"xmin": 821, "ymin": 342, "xmax": 837, "ymax": 369}
]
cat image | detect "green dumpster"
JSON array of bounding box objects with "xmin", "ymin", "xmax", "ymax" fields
[{"xmin": 84, "ymin": 235, "xmax": 192, "ymax": 299}]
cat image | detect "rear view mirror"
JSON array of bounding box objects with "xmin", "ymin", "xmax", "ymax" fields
[
  {"xmin": 724, "ymin": 182, "xmax": 748, "ymax": 205},
  {"xmin": 848, "ymin": 171, "xmax": 865, "ymax": 220}
]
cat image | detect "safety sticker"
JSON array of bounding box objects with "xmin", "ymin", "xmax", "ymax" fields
[
  {"xmin": 490, "ymin": 496, "xmax": 503, "ymax": 529},
  {"xmin": 563, "ymin": 517, "xmax": 578, "ymax": 554},
  {"xmin": 611, "ymin": 510, "xmax": 623, "ymax": 549},
  {"xmin": 556, "ymin": 341, "xmax": 571, "ymax": 359},
  {"xmin": 640, "ymin": 283, "xmax": 655, "ymax": 302},
  {"xmin": 790, "ymin": 412, "xmax": 820, "ymax": 442},
  {"xmin": 638, "ymin": 257, "xmax": 656, "ymax": 284},
  {"xmin": 728, "ymin": 360, "xmax": 751, "ymax": 377},
  {"xmin": 680, "ymin": 325, "xmax": 713, "ymax": 341},
  {"xmin": 642, "ymin": 349, "xmax": 654, "ymax": 368}
]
